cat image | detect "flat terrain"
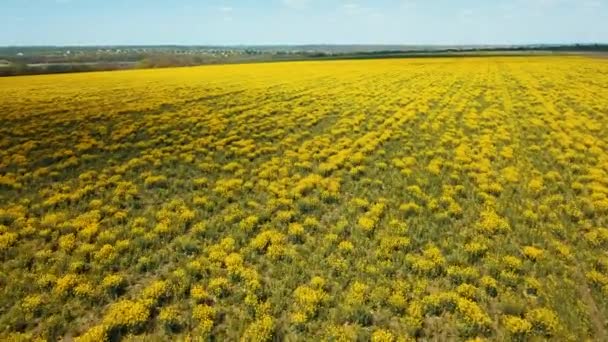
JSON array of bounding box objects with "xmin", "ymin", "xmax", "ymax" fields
[
  {"xmin": 2, "ymin": 44, "xmax": 606, "ymax": 76},
  {"xmin": 1, "ymin": 57, "xmax": 607, "ymax": 341}
]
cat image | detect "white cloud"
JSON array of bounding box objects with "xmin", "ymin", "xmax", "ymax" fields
[
  {"xmin": 282, "ymin": 0, "xmax": 310, "ymax": 10},
  {"xmin": 343, "ymin": 3, "xmax": 360, "ymax": 11},
  {"xmin": 400, "ymin": 0, "xmax": 418, "ymax": 10},
  {"xmin": 460, "ymin": 8, "xmax": 474, "ymax": 17},
  {"xmin": 522, "ymin": 0, "xmax": 604, "ymax": 8},
  {"xmin": 582, "ymin": 0, "xmax": 603, "ymax": 8},
  {"xmin": 458, "ymin": 8, "xmax": 475, "ymax": 24},
  {"xmin": 340, "ymin": 2, "xmax": 379, "ymax": 18}
]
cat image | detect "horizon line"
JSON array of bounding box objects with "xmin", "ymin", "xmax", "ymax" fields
[{"xmin": 2, "ymin": 42, "xmax": 607, "ymax": 48}]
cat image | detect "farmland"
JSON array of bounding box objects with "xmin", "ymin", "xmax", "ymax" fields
[{"xmin": 1, "ymin": 56, "xmax": 608, "ymax": 340}]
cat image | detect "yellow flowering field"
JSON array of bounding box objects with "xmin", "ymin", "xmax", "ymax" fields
[{"xmin": 1, "ymin": 56, "xmax": 607, "ymax": 341}]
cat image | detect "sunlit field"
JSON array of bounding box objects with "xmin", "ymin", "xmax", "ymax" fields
[{"xmin": 1, "ymin": 56, "xmax": 608, "ymax": 341}]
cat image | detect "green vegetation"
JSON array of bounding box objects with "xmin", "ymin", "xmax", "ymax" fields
[{"xmin": 1, "ymin": 44, "xmax": 607, "ymax": 76}]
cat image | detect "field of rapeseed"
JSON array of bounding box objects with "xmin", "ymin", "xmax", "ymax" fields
[{"xmin": 1, "ymin": 56, "xmax": 607, "ymax": 341}]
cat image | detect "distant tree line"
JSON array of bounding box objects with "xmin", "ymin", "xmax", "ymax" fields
[
  {"xmin": 0, "ymin": 62, "xmax": 135, "ymax": 77},
  {"xmin": 1, "ymin": 44, "xmax": 606, "ymax": 77}
]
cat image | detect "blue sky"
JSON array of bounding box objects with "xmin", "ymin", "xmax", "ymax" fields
[{"xmin": 1, "ymin": 0, "xmax": 607, "ymax": 46}]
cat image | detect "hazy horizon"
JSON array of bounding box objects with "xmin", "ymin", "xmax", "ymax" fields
[
  {"xmin": 2, "ymin": 0, "xmax": 607, "ymax": 46},
  {"xmin": 1, "ymin": 43, "xmax": 607, "ymax": 48}
]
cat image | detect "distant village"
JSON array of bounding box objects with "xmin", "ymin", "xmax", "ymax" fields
[{"xmin": 1, "ymin": 44, "xmax": 606, "ymax": 76}]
